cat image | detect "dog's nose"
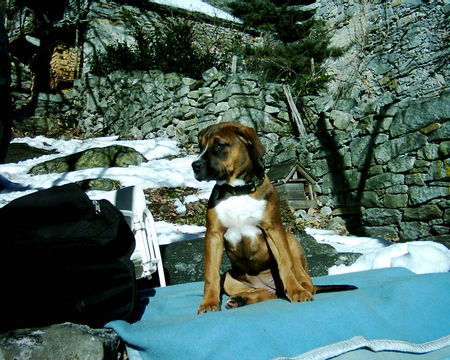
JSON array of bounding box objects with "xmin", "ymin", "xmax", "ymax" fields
[{"xmin": 192, "ymin": 160, "xmax": 201, "ymax": 174}]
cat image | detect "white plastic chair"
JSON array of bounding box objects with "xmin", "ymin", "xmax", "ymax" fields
[{"xmin": 91, "ymin": 186, "xmax": 166, "ymax": 286}]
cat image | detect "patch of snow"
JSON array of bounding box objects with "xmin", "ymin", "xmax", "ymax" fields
[
  {"xmin": 150, "ymin": 0, "xmax": 241, "ymax": 23},
  {"xmin": 305, "ymin": 228, "xmax": 390, "ymax": 254},
  {"xmin": 156, "ymin": 221, "xmax": 205, "ymax": 245},
  {"xmin": 329, "ymin": 241, "xmax": 450, "ymax": 275},
  {"xmin": 174, "ymin": 197, "xmax": 187, "ymax": 215}
]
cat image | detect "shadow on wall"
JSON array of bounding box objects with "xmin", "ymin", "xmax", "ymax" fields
[{"xmin": 315, "ymin": 103, "xmax": 394, "ymax": 235}]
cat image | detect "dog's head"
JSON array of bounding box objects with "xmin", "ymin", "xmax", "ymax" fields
[{"xmin": 191, "ymin": 122, "xmax": 265, "ymax": 184}]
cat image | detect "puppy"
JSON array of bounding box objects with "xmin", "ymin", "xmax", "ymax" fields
[{"xmin": 192, "ymin": 122, "xmax": 355, "ymax": 313}]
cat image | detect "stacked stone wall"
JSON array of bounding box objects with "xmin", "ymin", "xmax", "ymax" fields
[
  {"xmin": 24, "ymin": 67, "xmax": 294, "ymax": 164},
  {"xmin": 299, "ymin": 0, "xmax": 449, "ymax": 242}
]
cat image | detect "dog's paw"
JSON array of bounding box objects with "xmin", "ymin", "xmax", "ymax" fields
[
  {"xmin": 301, "ymin": 280, "xmax": 315, "ymax": 294},
  {"xmin": 197, "ymin": 302, "xmax": 221, "ymax": 314},
  {"xmin": 225, "ymin": 296, "xmax": 248, "ymax": 309},
  {"xmin": 286, "ymin": 288, "xmax": 314, "ymax": 302}
]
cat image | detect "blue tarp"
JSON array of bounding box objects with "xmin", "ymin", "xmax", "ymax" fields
[{"xmin": 107, "ymin": 268, "xmax": 450, "ymax": 360}]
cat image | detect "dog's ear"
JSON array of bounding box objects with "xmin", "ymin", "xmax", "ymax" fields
[
  {"xmin": 197, "ymin": 127, "xmax": 209, "ymax": 149},
  {"xmin": 235, "ymin": 125, "xmax": 265, "ymax": 159}
]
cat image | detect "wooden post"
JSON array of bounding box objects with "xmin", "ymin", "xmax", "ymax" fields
[
  {"xmin": 231, "ymin": 55, "xmax": 238, "ymax": 74},
  {"xmin": 74, "ymin": 27, "xmax": 80, "ymax": 78},
  {"xmin": 310, "ymin": 57, "xmax": 315, "ymax": 76},
  {"xmin": 283, "ymin": 84, "xmax": 307, "ymax": 137}
]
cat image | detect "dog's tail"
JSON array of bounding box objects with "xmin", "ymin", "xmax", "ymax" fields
[{"xmin": 314, "ymin": 284, "xmax": 358, "ymax": 294}]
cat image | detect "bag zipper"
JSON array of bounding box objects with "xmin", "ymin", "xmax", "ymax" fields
[{"xmin": 92, "ymin": 200, "xmax": 101, "ymax": 214}]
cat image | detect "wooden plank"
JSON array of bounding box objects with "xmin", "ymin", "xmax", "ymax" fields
[
  {"xmin": 276, "ymin": 183, "xmax": 306, "ymax": 201},
  {"xmin": 283, "ymin": 84, "xmax": 307, "ymax": 137},
  {"xmin": 279, "ymin": 193, "xmax": 307, "ymax": 201},
  {"xmin": 284, "ymin": 183, "xmax": 304, "ymax": 190},
  {"xmin": 286, "ymin": 200, "xmax": 318, "ymax": 209}
]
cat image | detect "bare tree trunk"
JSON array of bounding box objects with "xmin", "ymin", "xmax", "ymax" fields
[{"xmin": 0, "ymin": 0, "xmax": 11, "ymax": 164}]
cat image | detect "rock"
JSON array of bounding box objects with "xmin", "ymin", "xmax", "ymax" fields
[
  {"xmin": 360, "ymin": 191, "xmax": 381, "ymax": 207},
  {"xmin": 0, "ymin": 322, "xmax": 122, "ymax": 360},
  {"xmin": 389, "ymin": 91, "xmax": 450, "ymax": 137},
  {"xmin": 76, "ymin": 178, "xmax": 122, "ymax": 191},
  {"xmin": 350, "ymin": 136, "xmax": 371, "ymax": 167},
  {"xmin": 4, "ymin": 143, "xmax": 56, "ymax": 164},
  {"xmin": 160, "ymin": 232, "xmax": 360, "ymax": 283},
  {"xmin": 29, "ymin": 145, "xmax": 146, "ymax": 175},
  {"xmin": 418, "ymin": 143, "xmax": 440, "ymax": 160},
  {"xmin": 164, "ymin": 73, "xmax": 183, "ymax": 89},
  {"xmin": 399, "ymin": 221, "xmax": 432, "ymax": 241},
  {"xmin": 365, "ymin": 173, "xmax": 404, "ymax": 191},
  {"xmin": 420, "ymin": 123, "xmax": 441, "ymax": 135},
  {"xmin": 374, "ymin": 132, "xmax": 427, "ymax": 164},
  {"xmin": 383, "ymin": 193, "xmax": 408, "ymax": 208},
  {"xmin": 161, "ymin": 238, "xmax": 229, "ymax": 285},
  {"xmin": 310, "ymin": 158, "xmax": 329, "ymax": 178},
  {"xmin": 295, "ymin": 209, "xmax": 313, "ymax": 221},
  {"xmin": 325, "ymin": 216, "xmax": 349, "ymax": 235},
  {"xmin": 298, "ymin": 233, "xmax": 361, "ymax": 276},
  {"xmin": 362, "ymin": 208, "xmax": 402, "ymax": 226},
  {"xmin": 228, "ymin": 95, "xmax": 265, "ymax": 110},
  {"xmin": 404, "ymin": 204, "xmax": 443, "ymax": 221},
  {"xmin": 202, "ymin": 67, "xmax": 225, "ymax": 86},
  {"xmin": 329, "ymin": 110, "xmax": 353, "ymax": 130},
  {"xmin": 220, "ymin": 108, "xmax": 287, "ymax": 133},
  {"xmin": 320, "ymin": 206, "xmax": 333, "ymax": 216},
  {"xmin": 387, "ymin": 156, "xmax": 416, "ymax": 173},
  {"xmin": 429, "ymin": 121, "xmax": 450, "ymax": 141},
  {"xmin": 356, "ymin": 225, "xmax": 399, "ymax": 240},
  {"xmin": 426, "ymin": 159, "xmax": 449, "ymax": 182},
  {"xmin": 409, "ymin": 186, "xmax": 449, "ymax": 205},
  {"xmin": 343, "ymin": 169, "xmax": 361, "ymax": 190},
  {"xmin": 386, "ymin": 185, "xmax": 408, "ymax": 194}
]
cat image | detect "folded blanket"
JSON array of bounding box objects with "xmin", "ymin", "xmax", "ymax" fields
[{"xmin": 107, "ymin": 268, "xmax": 450, "ymax": 360}]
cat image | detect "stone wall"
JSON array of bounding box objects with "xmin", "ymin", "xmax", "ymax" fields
[
  {"xmin": 23, "ymin": 67, "xmax": 295, "ymax": 163},
  {"xmin": 305, "ymin": 92, "xmax": 449, "ymax": 242},
  {"xmin": 297, "ymin": 0, "xmax": 449, "ymax": 242}
]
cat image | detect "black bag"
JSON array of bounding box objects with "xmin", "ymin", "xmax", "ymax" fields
[{"xmin": 0, "ymin": 183, "xmax": 137, "ymax": 330}]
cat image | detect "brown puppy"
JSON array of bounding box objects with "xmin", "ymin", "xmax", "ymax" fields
[{"xmin": 192, "ymin": 122, "xmax": 355, "ymax": 313}]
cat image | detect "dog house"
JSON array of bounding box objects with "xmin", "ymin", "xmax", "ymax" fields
[{"xmin": 267, "ymin": 159, "xmax": 318, "ymax": 209}]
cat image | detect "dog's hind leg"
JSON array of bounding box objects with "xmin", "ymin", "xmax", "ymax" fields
[{"xmin": 223, "ymin": 272, "xmax": 277, "ymax": 308}]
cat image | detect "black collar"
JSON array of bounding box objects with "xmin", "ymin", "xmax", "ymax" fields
[{"xmin": 210, "ymin": 176, "xmax": 264, "ymax": 204}]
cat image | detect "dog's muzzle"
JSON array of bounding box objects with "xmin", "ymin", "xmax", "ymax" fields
[{"xmin": 192, "ymin": 158, "xmax": 207, "ymax": 181}]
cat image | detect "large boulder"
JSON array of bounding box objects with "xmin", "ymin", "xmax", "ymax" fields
[
  {"xmin": 0, "ymin": 322, "xmax": 123, "ymax": 360},
  {"xmin": 29, "ymin": 145, "xmax": 146, "ymax": 175},
  {"xmin": 161, "ymin": 233, "xmax": 361, "ymax": 285}
]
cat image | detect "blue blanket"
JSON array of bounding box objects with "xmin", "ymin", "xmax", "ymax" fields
[{"xmin": 107, "ymin": 268, "xmax": 450, "ymax": 360}]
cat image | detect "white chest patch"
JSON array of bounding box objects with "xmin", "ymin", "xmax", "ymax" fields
[{"xmin": 215, "ymin": 195, "xmax": 267, "ymax": 246}]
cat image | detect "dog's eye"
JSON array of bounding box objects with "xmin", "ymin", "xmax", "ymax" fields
[{"xmin": 213, "ymin": 139, "xmax": 228, "ymax": 152}]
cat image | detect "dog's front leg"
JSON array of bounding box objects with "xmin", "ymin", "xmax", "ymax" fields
[
  {"xmin": 263, "ymin": 222, "xmax": 313, "ymax": 302},
  {"xmin": 198, "ymin": 224, "xmax": 224, "ymax": 314}
]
